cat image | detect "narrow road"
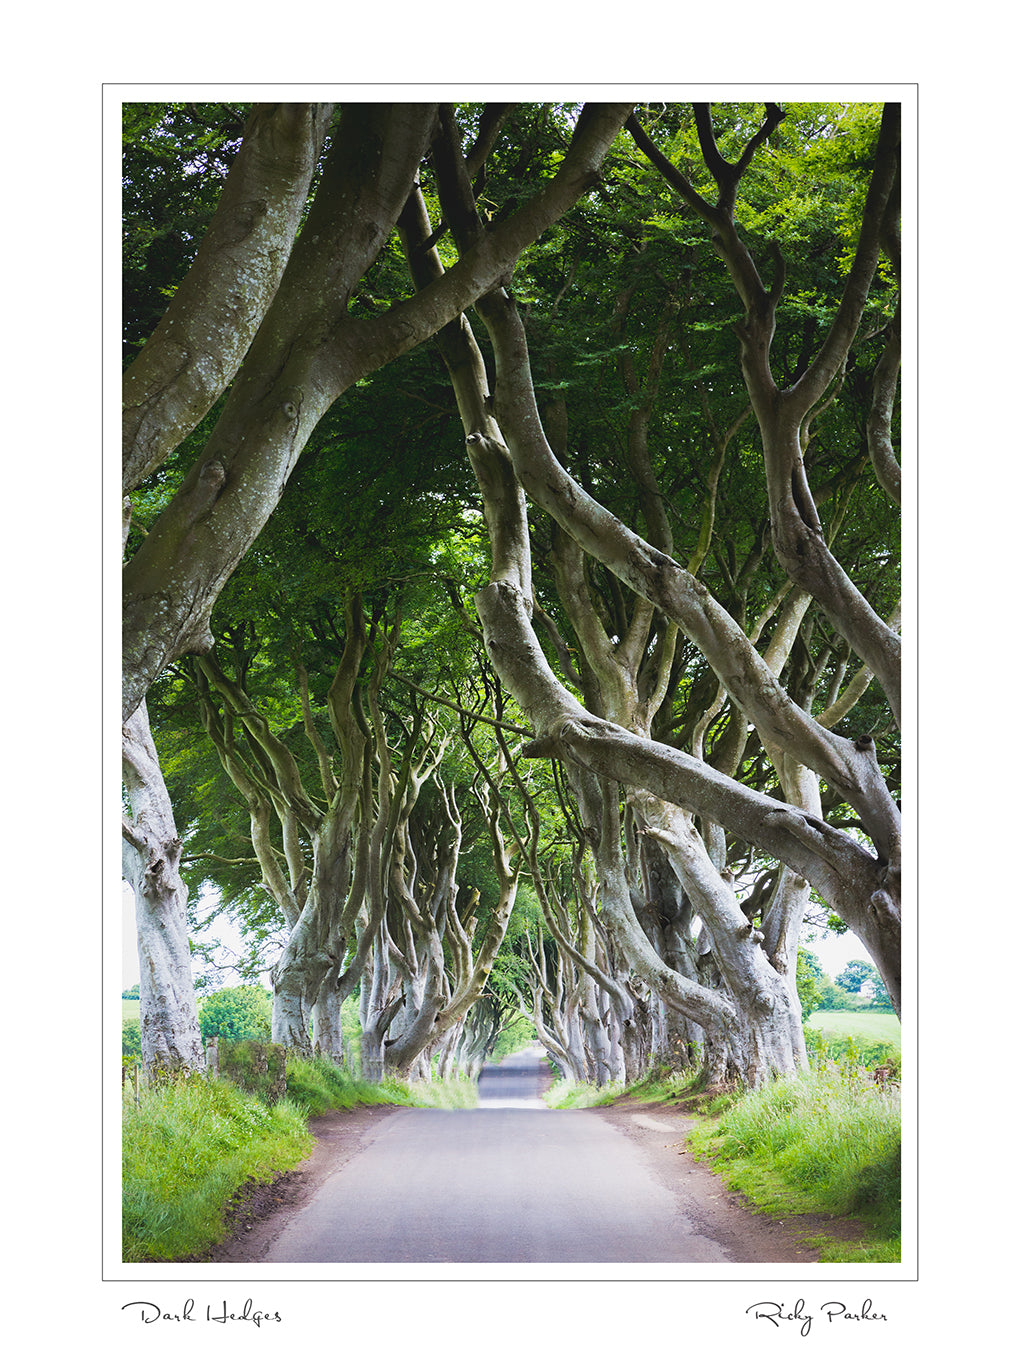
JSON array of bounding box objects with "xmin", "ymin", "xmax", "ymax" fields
[{"xmin": 257, "ymin": 1051, "xmax": 816, "ymax": 1265}]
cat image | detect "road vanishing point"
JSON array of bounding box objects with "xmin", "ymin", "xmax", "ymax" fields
[{"xmin": 258, "ymin": 1049, "xmax": 815, "ymax": 1266}]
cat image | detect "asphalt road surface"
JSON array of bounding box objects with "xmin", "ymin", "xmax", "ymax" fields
[{"xmin": 260, "ymin": 1049, "xmax": 806, "ymax": 1265}]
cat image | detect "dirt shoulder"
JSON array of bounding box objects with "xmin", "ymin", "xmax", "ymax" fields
[
  {"xmin": 199, "ymin": 1105, "xmax": 393, "ymax": 1263},
  {"xmin": 200, "ymin": 1089, "xmax": 872, "ymax": 1266},
  {"xmin": 595, "ymin": 1096, "xmax": 873, "ymax": 1262}
]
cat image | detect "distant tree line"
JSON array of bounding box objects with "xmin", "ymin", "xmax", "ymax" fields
[{"xmin": 797, "ymin": 950, "xmax": 894, "ymax": 1019}]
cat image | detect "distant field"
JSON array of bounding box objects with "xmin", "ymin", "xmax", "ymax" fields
[
  {"xmin": 123, "ymin": 999, "xmax": 140, "ymax": 1021},
  {"xmin": 808, "ymin": 1010, "xmax": 900, "ymax": 1045}
]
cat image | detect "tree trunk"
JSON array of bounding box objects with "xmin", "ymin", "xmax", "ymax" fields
[
  {"xmin": 310, "ymin": 974, "xmax": 349, "ymax": 1067},
  {"xmin": 269, "ymin": 914, "xmax": 324, "ymax": 1054},
  {"xmin": 123, "ymin": 104, "xmax": 630, "ymax": 722},
  {"xmin": 259, "ymin": 791, "xmax": 354, "ymax": 1055},
  {"xmin": 381, "ymin": 928, "xmax": 445, "ymax": 1082},
  {"xmin": 122, "ymin": 701, "xmax": 205, "ymax": 1075},
  {"xmin": 123, "ymin": 103, "xmax": 334, "ymax": 494},
  {"xmin": 634, "ymin": 791, "xmax": 806, "ymax": 1087}
]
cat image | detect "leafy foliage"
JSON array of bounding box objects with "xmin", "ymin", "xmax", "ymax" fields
[
  {"xmin": 128, "ymin": 100, "xmax": 900, "ymax": 1087},
  {"xmin": 122, "ymin": 1019, "xmax": 142, "ymax": 1061},
  {"xmin": 487, "ymin": 1014, "xmax": 538, "ymax": 1062},
  {"xmin": 198, "ymin": 985, "xmax": 272, "ymax": 1043},
  {"xmin": 795, "ymin": 949, "xmax": 824, "ymax": 1022},
  {"xmin": 839, "ymin": 959, "xmax": 894, "ymax": 1011}
]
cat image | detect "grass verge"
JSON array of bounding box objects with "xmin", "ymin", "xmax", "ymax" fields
[
  {"xmin": 545, "ymin": 1057, "xmax": 900, "ymax": 1263},
  {"xmin": 122, "ymin": 1075, "xmax": 312, "ymax": 1262},
  {"xmin": 123, "ymin": 1059, "xmax": 477, "ymax": 1261},
  {"xmin": 545, "ymin": 1076, "xmax": 627, "ymax": 1108},
  {"xmin": 544, "ymin": 1066, "xmax": 709, "ymax": 1110},
  {"xmin": 688, "ymin": 1065, "xmax": 901, "ymax": 1262},
  {"xmin": 284, "ymin": 1055, "xmax": 477, "ymax": 1114}
]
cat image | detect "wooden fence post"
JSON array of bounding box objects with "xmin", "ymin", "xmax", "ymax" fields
[{"xmin": 206, "ymin": 1035, "xmax": 219, "ymax": 1077}]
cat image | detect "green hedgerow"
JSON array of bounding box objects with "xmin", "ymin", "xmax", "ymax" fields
[{"xmin": 122, "ymin": 1018, "xmax": 142, "ymax": 1062}]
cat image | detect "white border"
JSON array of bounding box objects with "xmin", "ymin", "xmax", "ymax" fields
[{"xmin": 90, "ymin": 76, "xmax": 976, "ymax": 1357}]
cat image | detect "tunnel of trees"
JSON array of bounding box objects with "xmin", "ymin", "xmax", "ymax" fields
[{"xmin": 122, "ymin": 99, "xmax": 901, "ymax": 1091}]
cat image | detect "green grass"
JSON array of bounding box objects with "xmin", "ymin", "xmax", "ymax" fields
[
  {"xmin": 808, "ymin": 1010, "xmax": 901, "ymax": 1045},
  {"xmin": 546, "ymin": 1056, "xmax": 901, "ymax": 1262},
  {"xmin": 545, "ymin": 1076, "xmax": 627, "ymax": 1108},
  {"xmin": 284, "ymin": 1055, "xmax": 477, "ymax": 1114},
  {"xmin": 545, "ymin": 1067, "xmax": 703, "ymax": 1110},
  {"xmin": 688, "ymin": 1063, "xmax": 901, "ymax": 1261},
  {"xmin": 122, "ymin": 1057, "xmax": 477, "ymax": 1262},
  {"xmin": 122, "ymin": 1075, "xmax": 312, "ymax": 1262}
]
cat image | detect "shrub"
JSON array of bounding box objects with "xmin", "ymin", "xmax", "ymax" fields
[
  {"xmin": 804, "ymin": 1028, "xmax": 901, "ymax": 1076},
  {"xmin": 198, "ymin": 984, "xmax": 272, "ymax": 1043},
  {"xmin": 817, "ymin": 980, "xmax": 860, "ymax": 1011},
  {"xmin": 795, "ymin": 949, "xmax": 823, "ymax": 1021},
  {"xmin": 122, "ymin": 1019, "xmax": 142, "ymax": 1061}
]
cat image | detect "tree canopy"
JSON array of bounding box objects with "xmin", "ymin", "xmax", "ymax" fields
[{"xmin": 123, "ymin": 100, "xmax": 900, "ymax": 1088}]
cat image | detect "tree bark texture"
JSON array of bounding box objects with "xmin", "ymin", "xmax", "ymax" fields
[
  {"xmin": 189, "ymin": 595, "xmax": 383, "ymax": 1054},
  {"xmin": 369, "ymin": 772, "xmax": 518, "ymax": 1083},
  {"xmin": 124, "ymin": 102, "xmax": 902, "ymax": 1091},
  {"xmin": 122, "ymin": 701, "xmax": 206, "ymax": 1074}
]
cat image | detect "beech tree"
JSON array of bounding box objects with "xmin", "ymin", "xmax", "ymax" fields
[
  {"xmin": 123, "ymin": 102, "xmax": 630, "ymax": 1069},
  {"xmin": 122, "ymin": 698, "xmax": 206, "ymax": 1075},
  {"xmin": 125, "ymin": 100, "xmax": 900, "ymax": 1088},
  {"xmin": 186, "ymin": 595, "xmax": 382, "ymax": 1055},
  {"xmin": 358, "ymin": 760, "xmax": 519, "ymax": 1082},
  {"xmin": 153, "ymin": 552, "xmax": 525, "ymax": 1072},
  {"xmin": 397, "ymin": 99, "xmax": 900, "ymax": 1086},
  {"xmin": 123, "ymin": 101, "xmax": 631, "ymax": 714}
]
